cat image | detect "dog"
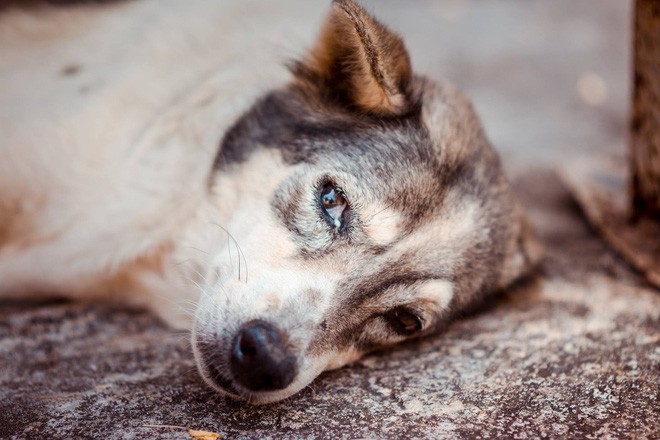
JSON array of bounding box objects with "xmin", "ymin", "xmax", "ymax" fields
[{"xmin": 0, "ymin": 0, "xmax": 541, "ymax": 404}]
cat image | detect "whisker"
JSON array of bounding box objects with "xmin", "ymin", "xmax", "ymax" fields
[
  {"xmin": 367, "ymin": 201, "xmax": 396, "ymax": 223},
  {"xmin": 211, "ymin": 222, "xmax": 249, "ymax": 284},
  {"xmin": 148, "ymin": 289, "xmax": 198, "ymax": 322},
  {"xmin": 227, "ymin": 236, "xmax": 235, "ymax": 274},
  {"xmin": 183, "ymin": 246, "xmax": 210, "ymax": 256}
]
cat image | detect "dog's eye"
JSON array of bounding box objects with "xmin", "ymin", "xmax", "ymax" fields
[
  {"xmin": 321, "ymin": 183, "xmax": 348, "ymax": 229},
  {"xmin": 385, "ymin": 307, "xmax": 422, "ymax": 336}
]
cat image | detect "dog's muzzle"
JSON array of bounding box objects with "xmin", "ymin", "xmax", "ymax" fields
[
  {"xmin": 197, "ymin": 319, "xmax": 298, "ymax": 397},
  {"xmin": 229, "ymin": 320, "xmax": 297, "ymax": 392}
]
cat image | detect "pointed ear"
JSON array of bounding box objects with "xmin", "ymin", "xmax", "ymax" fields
[{"xmin": 293, "ymin": 0, "xmax": 413, "ymax": 116}]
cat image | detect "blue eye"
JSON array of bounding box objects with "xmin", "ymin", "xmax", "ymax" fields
[{"xmin": 321, "ymin": 183, "xmax": 348, "ymax": 229}]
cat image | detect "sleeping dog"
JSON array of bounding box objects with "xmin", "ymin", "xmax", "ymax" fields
[{"xmin": 0, "ymin": 0, "xmax": 541, "ymax": 404}]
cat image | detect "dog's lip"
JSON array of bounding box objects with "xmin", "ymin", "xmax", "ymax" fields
[
  {"xmin": 194, "ymin": 335, "xmax": 241, "ymax": 397},
  {"xmin": 205, "ymin": 360, "xmax": 241, "ymax": 397}
]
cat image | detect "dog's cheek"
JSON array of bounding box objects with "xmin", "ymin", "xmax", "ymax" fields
[
  {"xmin": 497, "ymin": 204, "xmax": 544, "ymax": 289},
  {"xmin": 323, "ymin": 346, "xmax": 365, "ymax": 371}
]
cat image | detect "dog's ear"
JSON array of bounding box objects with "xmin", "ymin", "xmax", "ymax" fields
[{"xmin": 293, "ymin": 0, "xmax": 413, "ymax": 116}]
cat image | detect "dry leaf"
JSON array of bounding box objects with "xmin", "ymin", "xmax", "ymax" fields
[{"xmin": 188, "ymin": 429, "xmax": 220, "ymax": 439}]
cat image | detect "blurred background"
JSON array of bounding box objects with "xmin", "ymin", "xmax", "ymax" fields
[{"xmin": 363, "ymin": 0, "xmax": 631, "ymax": 171}]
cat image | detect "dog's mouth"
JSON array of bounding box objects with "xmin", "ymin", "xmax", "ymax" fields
[
  {"xmin": 203, "ymin": 357, "xmax": 241, "ymax": 397},
  {"xmin": 194, "ymin": 336, "xmax": 241, "ymax": 397}
]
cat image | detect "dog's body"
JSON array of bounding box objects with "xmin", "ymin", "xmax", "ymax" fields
[
  {"xmin": 0, "ymin": 0, "xmax": 540, "ymax": 403},
  {"xmin": 0, "ymin": 0, "xmax": 320, "ymax": 321}
]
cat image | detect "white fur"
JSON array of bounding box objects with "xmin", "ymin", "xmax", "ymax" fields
[
  {"xmin": 417, "ymin": 279, "xmax": 455, "ymax": 309},
  {"xmin": 0, "ymin": 0, "xmax": 325, "ymax": 323},
  {"xmin": 363, "ymin": 206, "xmax": 403, "ymax": 245}
]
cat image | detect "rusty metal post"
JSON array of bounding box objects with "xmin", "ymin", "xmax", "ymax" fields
[
  {"xmin": 560, "ymin": 0, "xmax": 660, "ymax": 287},
  {"xmin": 631, "ymin": 0, "xmax": 660, "ymax": 219}
]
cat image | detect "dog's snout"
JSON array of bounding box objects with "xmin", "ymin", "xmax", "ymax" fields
[{"xmin": 230, "ymin": 320, "xmax": 297, "ymax": 392}]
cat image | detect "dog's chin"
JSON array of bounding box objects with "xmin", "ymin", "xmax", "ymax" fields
[
  {"xmin": 200, "ymin": 361, "xmax": 241, "ymax": 398},
  {"xmin": 194, "ymin": 348, "xmax": 332, "ymax": 405},
  {"xmin": 198, "ymin": 362, "xmax": 309, "ymax": 405}
]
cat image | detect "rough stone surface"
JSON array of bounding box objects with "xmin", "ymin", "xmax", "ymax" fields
[{"xmin": 2, "ymin": 0, "xmax": 659, "ymax": 438}]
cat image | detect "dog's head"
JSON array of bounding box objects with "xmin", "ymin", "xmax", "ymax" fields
[{"xmin": 192, "ymin": 0, "xmax": 541, "ymax": 404}]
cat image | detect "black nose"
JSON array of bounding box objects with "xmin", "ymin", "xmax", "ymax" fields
[{"xmin": 229, "ymin": 320, "xmax": 297, "ymax": 392}]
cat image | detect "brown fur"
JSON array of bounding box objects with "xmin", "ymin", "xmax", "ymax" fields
[{"xmin": 294, "ymin": 0, "xmax": 412, "ymax": 116}]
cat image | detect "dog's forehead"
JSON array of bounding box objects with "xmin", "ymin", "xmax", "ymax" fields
[
  {"xmin": 218, "ymin": 77, "xmax": 486, "ymax": 190},
  {"xmin": 221, "ymin": 81, "xmax": 429, "ymax": 163}
]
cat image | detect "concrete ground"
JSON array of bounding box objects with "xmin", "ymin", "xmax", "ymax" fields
[{"xmin": 1, "ymin": 0, "xmax": 658, "ymax": 438}]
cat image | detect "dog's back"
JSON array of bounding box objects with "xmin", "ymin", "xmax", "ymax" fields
[{"xmin": 0, "ymin": 0, "xmax": 324, "ymax": 299}]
